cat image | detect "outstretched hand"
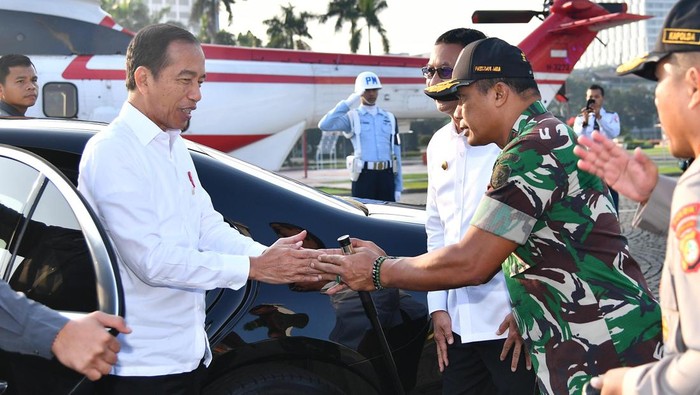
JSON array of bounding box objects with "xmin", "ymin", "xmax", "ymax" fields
[
  {"xmin": 574, "ymin": 131, "xmax": 659, "ymax": 203},
  {"xmin": 250, "ymin": 230, "xmax": 324, "ymax": 284},
  {"xmin": 52, "ymin": 311, "xmax": 131, "ymax": 381},
  {"xmin": 314, "ymin": 237, "xmax": 385, "ymax": 293}
]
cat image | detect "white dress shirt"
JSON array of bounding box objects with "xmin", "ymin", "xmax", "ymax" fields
[
  {"xmin": 425, "ymin": 121, "xmax": 512, "ymax": 343},
  {"xmin": 78, "ymin": 102, "xmax": 267, "ymax": 376},
  {"xmin": 573, "ymin": 107, "xmax": 620, "ymax": 139}
]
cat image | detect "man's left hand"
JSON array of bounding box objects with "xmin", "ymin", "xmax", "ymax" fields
[{"xmin": 496, "ymin": 313, "xmax": 531, "ymax": 372}]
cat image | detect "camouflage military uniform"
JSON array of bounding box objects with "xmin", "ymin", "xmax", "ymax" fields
[{"xmin": 471, "ymin": 101, "xmax": 662, "ymax": 395}]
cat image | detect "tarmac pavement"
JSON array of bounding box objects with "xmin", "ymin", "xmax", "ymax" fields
[{"xmin": 278, "ymin": 163, "xmax": 666, "ymax": 298}]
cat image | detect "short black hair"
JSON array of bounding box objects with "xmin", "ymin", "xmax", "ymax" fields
[
  {"xmin": 0, "ymin": 54, "xmax": 35, "ymax": 84},
  {"xmin": 435, "ymin": 28, "xmax": 487, "ymax": 47},
  {"xmin": 473, "ymin": 78, "xmax": 541, "ymax": 98},
  {"xmin": 125, "ymin": 24, "xmax": 199, "ymax": 91},
  {"xmin": 588, "ymin": 84, "xmax": 605, "ymax": 97}
]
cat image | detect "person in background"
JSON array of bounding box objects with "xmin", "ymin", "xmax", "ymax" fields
[
  {"xmin": 573, "ymin": 84, "xmax": 621, "ymax": 211},
  {"xmin": 574, "ymin": 0, "xmax": 700, "ymax": 393},
  {"xmin": 315, "ymin": 37, "xmax": 662, "ymax": 395},
  {"xmin": 0, "ymin": 280, "xmax": 130, "ymax": 381},
  {"xmin": 0, "ymin": 54, "xmax": 38, "ymax": 117},
  {"xmin": 423, "ymin": 27, "xmax": 534, "ymax": 394},
  {"xmin": 318, "ymin": 71, "xmax": 402, "ymax": 202},
  {"xmin": 77, "ymin": 24, "xmax": 322, "ymax": 394}
]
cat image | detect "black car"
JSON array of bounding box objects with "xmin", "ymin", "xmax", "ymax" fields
[{"xmin": 0, "ymin": 117, "xmax": 440, "ymax": 395}]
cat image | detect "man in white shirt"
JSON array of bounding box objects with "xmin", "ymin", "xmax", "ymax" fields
[
  {"xmin": 573, "ymin": 84, "xmax": 621, "ymax": 211},
  {"xmin": 573, "ymin": 84, "xmax": 620, "ymax": 140},
  {"xmin": 78, "ymin": 24, "xmax": 322, "ymax": 394},
  {"xmin": 423, "ymin": 28, "xmax": 535, "ymax": 394}
]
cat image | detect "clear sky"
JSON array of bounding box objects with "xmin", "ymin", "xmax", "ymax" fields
[{"xmin": 223, "ymin": 0, "xmax": 547, "ymax": 56}]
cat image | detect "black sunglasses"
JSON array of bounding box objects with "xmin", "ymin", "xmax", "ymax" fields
[{"xmin": 421, "ymin": 66, "xmax": 453, "ymax": 79}]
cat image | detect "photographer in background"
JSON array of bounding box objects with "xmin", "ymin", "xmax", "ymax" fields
[{"xmin": 574, "ymin": 84, "xmax": 621, "ymax": 211}]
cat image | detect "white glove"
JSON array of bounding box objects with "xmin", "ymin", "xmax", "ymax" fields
[
  {"xmin": 344, "ymin": 92, "xmax": 362, "ymax": 108},
  {"xmin": 394, "ymin": 191, "xmax": 401, "ymax": 202}
]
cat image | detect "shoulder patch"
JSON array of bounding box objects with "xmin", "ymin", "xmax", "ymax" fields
[
  {"xmin": 671, "ymin": 203, "xmax": 700, "ymax": 272},
  {"xmin": 499, "ymin": 153, "xmax": 520, "ymax": 164},
  {"xmin": 490, "ymin": 163, "xmax": 511, "ymax": 190}
]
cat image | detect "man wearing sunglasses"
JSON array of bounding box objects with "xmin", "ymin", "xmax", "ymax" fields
[
  {"xmin": 423, "ymin": 28, "xmax": 535, "ymax": 395},
  {"xmin": 318, "ymin": 71, "xmax": 403, "ymax": 202}
]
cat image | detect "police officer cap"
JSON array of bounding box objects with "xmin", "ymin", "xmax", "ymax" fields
[{"xmin": 617, "ymin": 0, "xmax": 700, "ymax": 81}]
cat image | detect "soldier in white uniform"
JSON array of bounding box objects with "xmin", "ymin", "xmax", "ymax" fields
[{"xmin": 574, "ymin": 0, "xmax": 700, "ymax": 393}]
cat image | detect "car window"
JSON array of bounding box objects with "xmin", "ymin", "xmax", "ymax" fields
[{"xmin": 0, "ymin": 146, "xmax": 122, "ymax": 317}]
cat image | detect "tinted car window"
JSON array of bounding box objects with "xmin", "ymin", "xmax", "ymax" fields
[{"xmin": 0, "ymin": 155, "xmax": 97, "ymax": 312}]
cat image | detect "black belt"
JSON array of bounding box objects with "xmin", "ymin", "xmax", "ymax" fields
[{"xmin": 363, "ymin": 161, "xmax": 391, "ymax": 170}]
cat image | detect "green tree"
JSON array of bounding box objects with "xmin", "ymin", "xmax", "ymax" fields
[
  {"xmin": 190, "ymin": 0, "xmax": 239, "ymax": 43},
  {"xmin": 319, "ymin": 0, "xmax": 360, "ymax": 51},
  {"xmin": 319, "ymin": 0, "xmax": 390, "ymax": 54},
  {"xmin": 548, "ymin": 68, "xmax": 658, "ymax": 137},
  {"xmin": 264, "ymin": 4, "xmax": 314, "ymax": 50},
  {"xmin": 101, "ymin": 0, "xmax": 170, "ymax": 32},
  {"xmin": 357, "ymin": 0, "xmax": 389, "ymax": 54},
  {"xmin": 237, "ymin": 31, "xmax": 263, "ymax": 47},
  {"xmin": 214, "ymin": 30, "xmax": 237, "ymax": 45}
]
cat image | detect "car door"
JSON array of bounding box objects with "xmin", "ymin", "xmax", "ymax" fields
[{"xmin": 0, "ymin": 144, "xmax": 123, "ymax": 395}]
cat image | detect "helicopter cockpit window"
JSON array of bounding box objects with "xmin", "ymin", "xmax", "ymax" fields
[{"xmin": 43, "ymin": 82, "xmax": 78, "ymax": 118}]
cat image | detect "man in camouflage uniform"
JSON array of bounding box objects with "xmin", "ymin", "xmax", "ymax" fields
[
  {"xmin": 315, "ymin": 37, "xmax": 662, "ymax": 395},
  {"xmin": 575, "ymin": 0, "xmax": 700, "ymax": 393}
]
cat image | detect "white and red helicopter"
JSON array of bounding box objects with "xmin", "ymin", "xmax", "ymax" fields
[{"xmin": 0, "ymin": 0, "xmax": 648, "ymax": 170}]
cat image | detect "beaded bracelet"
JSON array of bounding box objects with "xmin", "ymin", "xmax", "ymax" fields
[{"xmin": 372, "ymin": 256, "xmax": 388, "ymax": 290}]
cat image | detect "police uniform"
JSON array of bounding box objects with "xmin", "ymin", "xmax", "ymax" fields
[
  {"xmin": 318, "ymin": 73, "xmax": 402, "ymax": 202},
  {"xmin": 470, "ymin": 101, "xmax": 662, "ymax": 395},
  {"xmin": 611, "ymin": 1, "xmax": 700, "ymax": 390},
  {"xmin": 620, "ymin": 159, "xmax": 700, "ymax": 394}
]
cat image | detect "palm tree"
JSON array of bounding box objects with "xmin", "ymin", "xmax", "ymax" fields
[
  {"xmin": 190, "ymin": 0, "xmax": 238, "ymax": 43},
  {"xmin": 358, "ymin": 0, "xmax": 389, "ymax": 54},
  {"xmin": 319, "ymin": 0, "xmax": 390, "ymax": 54},
  {"xmin": 101, "ymin": 0, "xmax": 170, "ymax": 32},
  {"xmin": 264, "ymin": 4, "xmax": 314, "ymax": 50},
  {"xmin": 319, "ymin": 0, "xmax": 360, "ymax": 52}
]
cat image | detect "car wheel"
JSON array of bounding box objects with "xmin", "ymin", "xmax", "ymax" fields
[{"xmin": 203, "ymin": 364, "xmax": 346, "ymax": 395}]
